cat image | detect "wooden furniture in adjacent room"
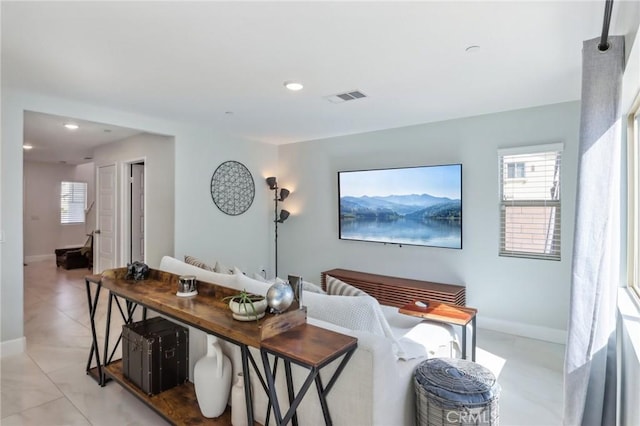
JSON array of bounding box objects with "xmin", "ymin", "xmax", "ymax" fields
[
  {"xmin": 85, "ymin": 268, "xmax": 356, "ymax": 426},
  {"xmin": 399, "ymin": 299, "xmax": 477, "ymax": 361},
  {"xmin": 321, "ymin": 268, "xmax": 466, "ymax": 307},
  {"xmin": 55, "ymin": 233, "xmax": 93, "ymax": 270},
  {"xmin": 56, "ymin": 247, "xmax": 90, "ymax": 269}
]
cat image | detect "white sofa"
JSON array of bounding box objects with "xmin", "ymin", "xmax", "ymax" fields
[{"xmin": 158, "ymin": 255, "xmax": 459, "ymax": 426}]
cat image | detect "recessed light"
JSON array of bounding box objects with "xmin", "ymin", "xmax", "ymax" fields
[
  {"xmin": 23, "ymin": 144, "xmax": 33, "ymax": 150},
  {"xmin": 465, "ymin": 45, "xmax": 481, "ymax": 54},
  {"xmin": 284, "ymin": 81, "xmax": 303, "ymax": 91},
  {"xmin": 64, "ymin": 123, "xmax": 79, "ymax": 130}
]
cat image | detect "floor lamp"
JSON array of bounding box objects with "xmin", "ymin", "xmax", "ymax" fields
[{"xmin": 266, "ymin": 177, "xmax": 290, "ymax": 277}]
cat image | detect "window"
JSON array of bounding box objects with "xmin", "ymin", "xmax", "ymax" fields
[
  {"xmin": 60, "ymin": 181, "xmax": 87, "ymax": 224},
  {"xmin": 506, "ymin": 162, "xmax": 526, "ymax": 179},
  {"xmin": 499, "ymin": 143, "xmax": 563, "ymax": 260},
  {"xmin": 628, "ymin": 100, "xmax": 640, "ymax": 296}
]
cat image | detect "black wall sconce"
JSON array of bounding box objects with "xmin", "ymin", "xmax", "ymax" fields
[{"xmin": 266, "ymin": 177, "xmax": 290, "ymax": 277}]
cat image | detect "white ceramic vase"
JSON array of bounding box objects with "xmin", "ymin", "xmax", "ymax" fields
[
  {"xmin": 193, "ymin": 334, "xmax": 232, "ymax": 418},
  {"xmin": 231, "ymin": 372, "xmax": 250, "ymax": 426}
]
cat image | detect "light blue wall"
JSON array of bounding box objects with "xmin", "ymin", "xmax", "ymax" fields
[
  {"xmin": 277, "ymin": 101, "xmax": 580, "ymax": 338},
  {"xmin": 172, "ymin": 127, "xmax": 276, "ymax": 273}
]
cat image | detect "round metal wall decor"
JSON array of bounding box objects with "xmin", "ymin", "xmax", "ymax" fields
[{"xmin": 210, "ymin": 161, "xmax": 255, "ymax": 216}]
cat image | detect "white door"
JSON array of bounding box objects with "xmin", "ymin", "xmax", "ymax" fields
[
  {"xmin": 96, "ymin": 164, "xmax": 116, "ymax": 272},
  {"xmin": 131, "ymin": 163, "xmax": 145, "ymax": 263}
]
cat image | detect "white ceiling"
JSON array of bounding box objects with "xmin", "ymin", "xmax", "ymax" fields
[
  {"xmin": 3, "ymin": 1, "xmax": 639, "ymax": 163},
  {"xmin": 23, "ymin": 112, "xmax": 143, "ymax": 164}
]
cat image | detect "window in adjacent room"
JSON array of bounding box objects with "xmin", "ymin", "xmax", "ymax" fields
[
  {"xmin": 506, "ymin": 162, "xmax": 526, "ymax": 179},
  {"xmin": 498, "ymin": 143, "xmax": 563, "ymax": 260},
  {"xmin": 628, "ymin": 98, "xmax": 640, "ymax": 296},
  {"xmin": 60, "ymin": 181, "xmax": 87, "ymax": 224}
]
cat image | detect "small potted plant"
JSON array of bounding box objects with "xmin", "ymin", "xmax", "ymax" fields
[{"xmin": 223, "ymin": 290, "xmax": 267, "ymax": 321}]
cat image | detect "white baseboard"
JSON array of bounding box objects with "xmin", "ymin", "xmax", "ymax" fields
[
  {"xmin": 24, "ymin": 254, "xmax": 55, "ymax": 263},
  {"xmin": 0, "ymin": 337, "xmax": 26, "ymax": 358},
  {"xmin": 478, "ymin": 316, "xmax": 567, "ymax": 344}
]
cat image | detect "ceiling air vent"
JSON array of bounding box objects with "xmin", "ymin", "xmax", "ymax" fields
[{"xmin": 325, "ymin": 90, "xmax": 368, "ymax": 104}]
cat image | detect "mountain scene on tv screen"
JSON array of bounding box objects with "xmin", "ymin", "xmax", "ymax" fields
[
  {"xmin": 340, "ymin": 193, "xmax": 461, "ymax": 221},
  {"xmin": 339, "ymin": 193, "xmax": 461, "ymax": 248}
]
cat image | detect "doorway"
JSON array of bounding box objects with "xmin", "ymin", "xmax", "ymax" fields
[
  {"xmin": 128, "ymin": 161, "xmax": 146, "ymax": 263},
  {"xmin": 96, "ymin": 163, "xmax": 117, "ymax": 272}
]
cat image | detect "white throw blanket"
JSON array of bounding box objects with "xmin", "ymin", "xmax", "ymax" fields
[{"xmin": 304, "ymin": 292, "xmax": 390, "ymax": 336}]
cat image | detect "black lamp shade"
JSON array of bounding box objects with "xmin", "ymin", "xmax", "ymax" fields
[
  {"xmin": 266, "ymin": 176, "xmax": 277, "ymax": 189},
  {"xmin": 279, "ymin": 188, "xmax": 290, "ymax": 201},
  {"xmin": 277, "ymin": 209, "xmax": 290, "ymax": 223}
]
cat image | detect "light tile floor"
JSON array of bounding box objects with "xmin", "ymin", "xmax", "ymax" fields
[{"xmin": 1, "ymin": 261, "xmax": 564, "ymax": 425}]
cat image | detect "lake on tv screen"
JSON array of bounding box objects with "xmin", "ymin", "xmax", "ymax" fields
[
  {"xmin": 340, "ymin": 217, "xmax": 461, "ymax": 248},
  {"xmin": 338, "ymin": 187, "xmax": 462, "ymax": 248}
]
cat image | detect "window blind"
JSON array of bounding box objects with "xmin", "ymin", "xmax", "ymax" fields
[
  {"xmin": 61, "ymin": 181, "xmax": 87, "ymax": 224},
  {"xmin": 498, "ymin": 144, "xmax": 562, "ymax": 261}
]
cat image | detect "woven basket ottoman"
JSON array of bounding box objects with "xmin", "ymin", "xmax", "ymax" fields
[{"xmin": 414, "ymin": 358, "xmax": 500, "ymax": 426}]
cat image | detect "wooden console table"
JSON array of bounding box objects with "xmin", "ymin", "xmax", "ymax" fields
[
  {"xmin": 85, "ymin": 268, "xmax": 356, "ymax": 426},
  {"xmin": 321, "ymin": 268, "xmax": 466, "ymax": 307},
  {"xmin": 261, "ymin": 325, "xmax": 356, "ymax": 426}
]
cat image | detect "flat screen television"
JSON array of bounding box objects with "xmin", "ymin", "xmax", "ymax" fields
[{"xmin": 338, "ymin": 164, "xmax": 462, "ymax": 249}]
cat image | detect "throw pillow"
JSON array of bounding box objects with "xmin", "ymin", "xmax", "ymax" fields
[
  {"xmin": 252, "ymin": 275, "xmax": 326, "ymax": 295},
  {"xmin": 326, "ymin": 275, "xmax": 367, "ymax": 296},
  {"xmin": 214, "ymin": 261, "xmax": 233, "ymax": 275},
  {"xmin": 302, "ymin": 280, "xmax": 326, "ymax": 294},
  {"xmin": 184, "ymin": 255, "xmax": 215, "ymax": 271},
  {"xmin": 252, "ymin": 272, "xmax": 267, "ymax": 282},
  {"xmin": 235, "ymin": 270, "xmax": 271, "ymax": 297}
]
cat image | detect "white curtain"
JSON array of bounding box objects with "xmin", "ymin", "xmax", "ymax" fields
[{"xmin": 564, "ymin": 36, "xmax": 624, "ymax": 426}]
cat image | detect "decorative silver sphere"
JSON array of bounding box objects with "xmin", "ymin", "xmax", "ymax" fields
[{"xmin": 266, "ymin": 281, "xmax": 294, "ymax": 313}]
